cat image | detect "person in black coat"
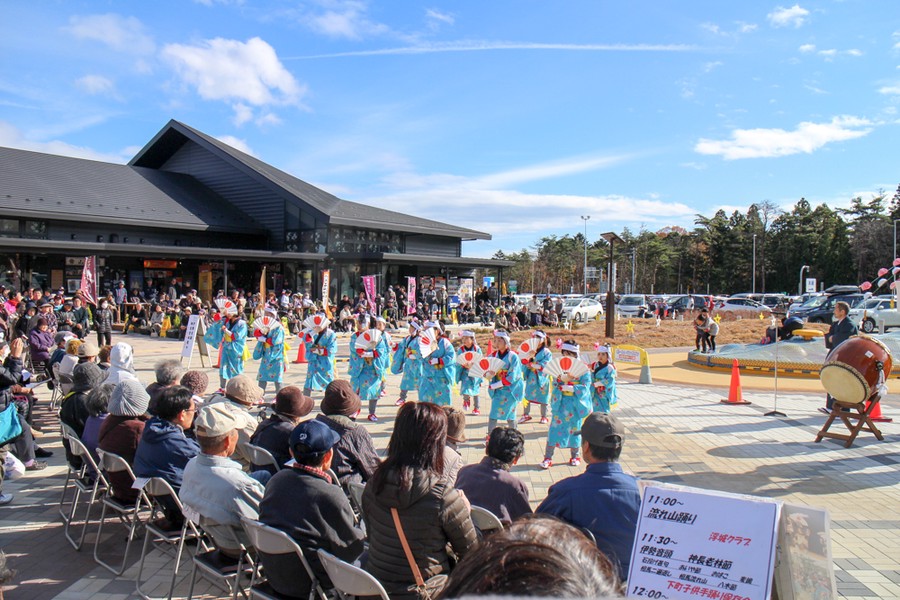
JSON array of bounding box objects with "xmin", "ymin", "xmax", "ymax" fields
[
  {"xmin": 822, "ymin": 301, "xmax": 858, "ymax": 412},
  {"xmin": 249, "ymin": 387, "xmax": 313, "ymax": 472}
]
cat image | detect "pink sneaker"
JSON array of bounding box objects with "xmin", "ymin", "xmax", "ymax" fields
[
  {"xmin": 569, "ymin": 457, "xmax": 581, "ymax": 467},
  {"xmin": 395, "ymin": 398, "xmax": 405, "ymax": 406},
  {"xmin": 518, "ymin": 415, "xmax": 533, "ymax": 424},
  {"xmin": 539, "ymin": 417, "xmax": 549, "ymax": 424},
  {"xmin": 540, "ymin": 458, "xmax": 553, "ymax": 470},
  {"xmin": 462, "ymin": 399, "xmax": 470, "ymax": 411},
  {"xmin": 472, "ymin": 408, "xmax": 480, "ymax": 415},
  {"xmin": 367, "ymin": 414, "xmax": 378, "ymax": 422}
]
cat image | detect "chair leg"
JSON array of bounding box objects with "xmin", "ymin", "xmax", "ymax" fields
[
  {"xmin": 94, "ymin": 497, "xmax": 145, "ymax": 575},
  {"xmin": 64, "ymin": 483, "xmax": 98, "ymax": 551},
  {"xmin": 57, "ymin": 469, "xmax": 75, "ymax": 524}
]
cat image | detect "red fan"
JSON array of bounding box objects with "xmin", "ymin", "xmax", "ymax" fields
[
  {"xmin": 544, "ymin": 355, "xmax": 590, "ymax": 380},
  {"xmin": 455, "ymin": 350, "xmax": 483, "ymax": 368},
  {"xmin": 468, "ymin": 356, "xmax": 506, "ymax": 379},
  {"xmin": 516, "ymin": 337, "xmax": 542, "ymax": 360},
  {"xmin": 303, "ymin": 314, "xmax": 330, "ymax": 330},
  {"xmin": 253, "ymin": 314, "xmax": 279, "ymax": 337},
  {"xmin": 418, "ymin": 330, "xmax": 437, "ymax": 358},
  {"xmin": 356, "ymin": 328, "xmax": 383, "ymax": 351},
  {"xmin": 214, "ymin": 298, "xmax": 237, "ymax": 316}
]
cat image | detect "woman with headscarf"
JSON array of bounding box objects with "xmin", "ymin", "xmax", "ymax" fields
[{"xmin": 104, "ymin": 342, "xmax": 138, "ymax": 386}]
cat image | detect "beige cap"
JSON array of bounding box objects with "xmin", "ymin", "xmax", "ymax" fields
[
  {"xmin": 225, "ymin": 374, "xmax": 263, "ymax": 406},
  {"xmin": 194, "ymin": 403, "xmax": 240, "ymax": 437},
  {"xmin": 78, "ymin": 342, "xmax": 100, "ymax": 357}
]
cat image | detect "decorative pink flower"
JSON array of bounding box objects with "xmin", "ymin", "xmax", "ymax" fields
[
  {"xmin": 894, "ymin": 258, "xmax": 900, "ymax": 267},
  {"xmin": 879, "ymin": 268, "xmax": 889, "ymax": 277},
  {"xmin": 860, "ymin": 281, "xmax": 872, "ymax": 291},
  {"xmin": 892, "ymin": 281, "xmax": 899, "ymax": 290}
]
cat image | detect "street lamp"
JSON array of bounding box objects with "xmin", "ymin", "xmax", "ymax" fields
[
  {"xmin": 631, "ymin": 248, "xmax": 636, "ymax": 295},
  {"xmin": 798, "ymin": 265, "xmax": 809, "ymax": 296},
  {"xmin": 752, "ymin": 233, "xmax": 757, "ymax": 294},
  {"xmin": 581, "ymin": 215, "xmax": 590, "ymax": 295},
  {"xmin": 601, "ymin": 232, "xmax": 625, "ymax": 338}
]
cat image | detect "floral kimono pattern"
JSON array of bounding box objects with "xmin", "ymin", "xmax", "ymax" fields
[
  {"xmin": 349, "ymin": 333, "xmax": 386, "ymax": 401},
  {"xmin": 487, "ymin": 349, "xmax": 525, "ymax": 421},
  {"xmin": 205, "ymin": 318, "xmax": 246, "ymax": 380},
  {"xmin": 590, "ymin": 362, "xmax": 618, "ymax": 413},
  {"xmin": 390, "ymin": 335, "xmax": 422, "ymax": 391},
  {"xmin": 253, "ymin": 324, "xmax": 285, "ymax": 384},
  {"xmin": 523, "ymin": 347, "xmax": 552, "ymax": 405},
  {"xmin": 303, "ymin": 328, "xmax": 337, "ymax": 391},
  {"xmin": 547, "ymin": 371, "xmax": 592, "ymax": 449},
  {"xmin": 418, "ymin": 337, "xmax": 457, "ymax": 406},
  {"xmin": 457, "ymin": 342, "xmax": 483, "ymax": 397}
]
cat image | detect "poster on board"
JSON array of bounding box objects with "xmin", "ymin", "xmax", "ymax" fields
[
  {"xmin": 180, "ymin": 314, "xmax": 210, "ymax": 369},
  {"xmin": 774, "ymin": 504, "xmax": 837, "ymax": 600}
]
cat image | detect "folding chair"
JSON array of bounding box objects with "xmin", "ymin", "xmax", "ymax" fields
[
  {"xmin": 93, "ymin": 449, "xmax": 151, "ymax": 575},
  {"xmin": 239, "ymin": 442, "xmax": 281, "ymax": 473},
  {"xmin": 815, "ymin": 395, "xmax": 886, "ymax": 448},
  {"xmin": 240, "ymin": 517, "xmax": 329, "ymax": 600},
  {"xmin": 470, "ymin": 505, "xmax": 504, "ymax": 537},
  {"xmin": 58, "ymin": 422, "xmax": 83, "ymax": 523},
  {"xmin": 186, "ymin": 510, "xmax": 256, "ymax": 600},
  {"xmin": 58, "ymin": 369, "xmax": 75, "ymax": 399},
  {"xmin": 48, "ymin": 362, "xmax": 63, "ymax": 410},
  {"xmin": 346, "ymin": 481, "xmax": 365, "ymax": 515},
  {"xmin": 317, "ymin": 549, "xmax": 390, "ymax": 600},
  {"xmin": 136, "ymin": 477, "xmax": 205, "ymax": 600},
  {"xmin": 63, "ymin": 436, "xmax": 109, "ymax": 550}
]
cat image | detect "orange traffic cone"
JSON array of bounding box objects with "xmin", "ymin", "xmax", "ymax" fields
[
  {"xmin": 293, "ymin": 340, "xmax": 308, "ymax": 364},
  {"xmin": 487, "ymin": 339, "xmax": 493, "ymax": 356},
  {"xmin": 721, "ymin": 359, "xmax": 751, "ymax": 405},
  {"xmin": 214, "ymin": 344, "xmax": 223, "ymax": 368},
  {"xmin": 867, "ymin": 397, "xmax": 892, "ymax": 423}
]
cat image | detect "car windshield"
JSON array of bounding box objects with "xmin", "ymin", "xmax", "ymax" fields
[
  {"xmin": 621, "ymin": 296, "xmax": 643, "ymax": 305},
  {"xmin": 799, "ymin": 296, "xmax": 827, "ymax": 309},
  {"xmin": 858, "ymin": 298, "xmax": 882, "ymax": 310},
  {"xmin": 563, "ymin": 299, "xmax": 581, "ymax": 307}
]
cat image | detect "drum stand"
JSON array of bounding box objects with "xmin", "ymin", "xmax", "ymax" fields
[
  {"xmin": 815, "ymin": 394, "xmax": 886, "ymax": 448},
  {"xmin": 765, "ymin": 333, "xmax": 786, "ymax": 417}
]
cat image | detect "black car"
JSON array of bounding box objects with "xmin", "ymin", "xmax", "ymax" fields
[{"xmin": 787, "ymin": 292, "xmax": 865, "ymax": 323}]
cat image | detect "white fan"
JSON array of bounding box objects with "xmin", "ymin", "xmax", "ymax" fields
[
  {"xmin": 468, "ymin": 356, "xmax": 507, "ymax": 379},
  {"xmin": 516, "ymin": 337, "xmax": 543, "ymax": 360},
  {"xmin": 297, "ymin": 328, "xmax": 314, "ymax": 344},
  {"xmin": 544, "ymin": 355, "xmax": 590, "ymax": 380},
  {"xmin": 254, "ymin": 314, "xmax": 280, "ymax": 336},
  {"xmin": 355, "ymin": 328, "xmax": 383, "ymax": 352},
  {"xmin": 214, "ymin": 298, "xmax": 237, "ymax": 316},
  {"xmin": 418, "ymin": 329, "xmax": 438, "ymax": 358},
  {"xmin": 302, "ymin": 314, "xmax": 330, "ymax": 331},
  {"xmin": 455, "ymin": 350, "xmax": 483, "ymax": 368}
]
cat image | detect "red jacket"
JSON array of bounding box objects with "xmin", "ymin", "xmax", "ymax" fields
[{"xmin": 98, "ymin": 414, "xmax": 147, "ymax": 503}]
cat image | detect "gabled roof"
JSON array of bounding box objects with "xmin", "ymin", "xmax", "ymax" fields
[
  {"xmin": 130, "ymin": 120, "xmax": 491, "ymax": 241},
  {"xmin": 0, "ymin": 146, "xmax": 266, "ymax": 234}
]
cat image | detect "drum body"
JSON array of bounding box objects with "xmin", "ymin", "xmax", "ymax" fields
[{"xmin": 820, "ymin": 335, "xmax": 892, "ymax": 403}]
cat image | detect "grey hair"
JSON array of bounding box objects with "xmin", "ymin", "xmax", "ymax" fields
[
  {"xmin": 85, "ymin": 383, "xmax": 115, "ymax": 417},
  {"xmin": 154, "ymin": 359, "xmax": 185, "ymax": 386}
]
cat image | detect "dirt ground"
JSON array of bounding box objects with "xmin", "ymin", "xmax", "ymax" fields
[{"xmin": 469, "ymin": 316, "xmax": 830, "ymax": 351}]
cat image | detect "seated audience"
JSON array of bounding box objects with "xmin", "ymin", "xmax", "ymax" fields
[
  {"xmin": 249, "ymin": 386, "xmax": 313, "ymax": 472},
  {"xmin": 98, "ymin": 379, "xmax": 150, "ymax": 504},
  {"xmin": 146, "ymin": 359, "xmax": 185, "ymax": 414},
  {"xmin": 180, "ymin": 370, "xmax": 210, "ymax": 404},
  {"xmin": 315, "ymin": 380, "xmax": 380, "ymax": 486},
  {"xmin": 456, "ymin": 427, "xmax": 531, "ymax": 526},
  {"xmin": 105, "ymin": 342, "xmax": 138, "ymax": 386},
  {"xmin": 258, "ymin": 420, "xmax": 366, "ymax": 598},
  {"xmin": 208, "ymin": 374, "xmax": 262, "ymax": 464},
  {"xmin": 442, "ymin": 406, "xmax": 466, "ymax": 483},
  {"xmin": 82, "ymin": 383, "xmax": 114, "ymax": 462},
  {"xmin": 59, "ymin": 362, "xmax": 106, "ymax": 465}
]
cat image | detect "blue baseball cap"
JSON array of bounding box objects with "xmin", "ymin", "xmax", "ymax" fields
[{"xmin": 289, "ymin": 420, "xmax": 341, "ymax": 456}]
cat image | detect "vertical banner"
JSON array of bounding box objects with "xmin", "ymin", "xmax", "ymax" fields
[
  {"xmin": 79, "ymin": 256, "xmax": 98, "ymax": 305},
  {"xmin": 362, "ymin": 275, "xmax": 377, "ymax": 315},
  {"xmin": 321, "ymin": 269, "xmax": 333, "ymax": 318},
  {"xmin": 407, "ymin": 276, "xmax": 417, "ymax": 315},
  {"xmin": 458, "ymin": 278, "xmax": 474, "ymax": 304}
]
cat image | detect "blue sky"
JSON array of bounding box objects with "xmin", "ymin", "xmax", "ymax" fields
[{"xmin": 2, "ymin": 1, "xmax": 899, "ymax": 257}]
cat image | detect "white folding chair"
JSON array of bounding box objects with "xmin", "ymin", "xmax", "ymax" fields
[
  {"xmin": 93, "ymin": 449, "xmax": 151, "ymax": 575},
  {"xmin": 238, "ymin": 442, "xmax": 281, "ymax": 473},
  {"xmin": 186, "ymin": 510, "xmax": 255, "ymax": 600},
  {"xmin": 470, "ymin": 505, "xmax": 505, "ymax": 536},
  {"xmin": 136, "ymin": 477, "xmax": 205, "ymax": 600},
  {"xmin": 63, "ymin": 436, "xmax": 109, "ymax": 550},
  {"xmin": 317, "ymin": 549, "xmax": 390, "ymax": 600},
  {"xmin": 240, "ymin": 517, "xmax": 329, "ymax": 600},
  {"xmin": 58, "ymin": 421, "xmax": 83, "ymax": 523}
]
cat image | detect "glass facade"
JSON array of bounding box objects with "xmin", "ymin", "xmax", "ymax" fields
[
  {"xmin": 328, "ymin": 227, "xmax": 402, "ymax": 254},
  {"xmin": 284, "ymin": 202, "xmax": 327, "ymax": 253}
]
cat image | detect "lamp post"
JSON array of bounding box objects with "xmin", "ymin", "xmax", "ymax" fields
[
  {"xmin": 581, "ymin": 216, "xmax": 590, "ymax": 295},
  {"xmin": 631, "ymin": 248, "xmax": 636, "ymax": 295},
  {"xmin": 752, "ymin": 233, "xmax": 757, "ymax": 294},
  {"xmin": 601, "ymin": 232, "xmax": 625, "ymax": 338},
  {"xmin": 798, "ymin": 265, "xmax": 809, "ymax": 296}
]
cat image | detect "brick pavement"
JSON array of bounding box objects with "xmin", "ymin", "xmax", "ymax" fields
[{"xmin": 0, "ymin": 331, "xmax": 898, "ymax": 598}]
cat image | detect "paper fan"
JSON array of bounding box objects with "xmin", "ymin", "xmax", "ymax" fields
[
  {"xmin": 302, "ymin": 314, "xmax": 330, "ymax": 331},
  {"xmin": 298, "ymin": 328, "xmax": 314, "ymax": 344},
  {"xmin": 356, "ymin": 328, "xmax": 383, "ymax": 352},
  {"xmin": 418, "ymin": 329, "xmax": 438, "ymax": 358},
  {"xmin": 214, "ymin": 298, "xmax": 237, "ymax": 316},
  {"xmin": 254, "ymin": 314, "xmax": 279, "ymax": 336},
  {"xmin": 468, "ymin": 356, "xmax": 506, "ymax": 379},
  {"xmin": 545, "ymin": 355, "xmax": 590, "ymax": 380},
  {"xmin": 516, "ymin": 337, "xmax": 543, "ymax": 360},
  {"xmin": 455, "ymin": 350, "xmax": 483, "ymax": 368}
]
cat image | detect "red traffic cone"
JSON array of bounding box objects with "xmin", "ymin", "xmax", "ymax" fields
[
  {"xmin": 293, "ymin": 340, "xmax": 308, "ymax": 364},
  {"xmin": 214, "ymin": 344, "xmax": 223, "ymax": 369},
  {"xmin": 721, "ymin": 359, "xmax": 751, "ymax": 405},
  {"xmin": 867, "ymin": 397, "xmax": 893, "ymax": 423},
  {"xmin": 487, "ymin": 339, "xmax": 494, "ymax": 356}
]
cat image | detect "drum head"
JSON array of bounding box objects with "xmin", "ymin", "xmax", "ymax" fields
[{"xmin": 820, "ymin": 362, "xmax": 868, "ymax": 404}]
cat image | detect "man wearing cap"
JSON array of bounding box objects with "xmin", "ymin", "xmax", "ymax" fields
[
  {"xmin": 180, "ymin": 403, "xmax": 265, "ymax": 557},
  {"xmin": 536, "ymin": 412, "xmax": 640, "ymax": 582},
  {"xmin": 28, "ymin": 299, "xmax": 57, "ymax": 334},
  {"xmin": 208, "ymin": 374, "xmax": 264, "ymax": 465},
  {"xmin": 315, "ymin": 380, "xmax": 379, "ymax": 486},
  {"xmin": 250, "ymin": 386, "xmax": 313, "ymax": 472},
  {"xmin": 258, "ymin": 419, "xmax": 365, "ymax": 598}
]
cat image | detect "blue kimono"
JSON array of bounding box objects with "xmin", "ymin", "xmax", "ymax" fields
[
  {"xmin": 303, "ymin": 328, "xmax": 337, "ymax": 392},
  {"xmin": 547, "ymin": 371, "xmax": 593, "ymax": 449},
  {"xmin": 349, "ymin": 333, "xmax": 386, "ymax": 402},
  {"xmin": 590, "ymin": 362, "xmax": 618, "ymax": 413},
  {"xmin": 487, "ymin": 349, "xmax": 525, "ymax": 421},
  {"xmin": 252, "ymin": 325, "xmax": 285, "ymax": 384},
  {"xmin": 417, "ymin": 337, "xmax": 457, "ymax": 406},
  {"xmin": 205, "ymin": 317, "xmax": 246, "ymax": 381},
  {"xmin": 390, "ymin": 335, "xmax": 422, "ymax": 391},
  {"xmin": 523, "ymin": 347, "xmax": 552, "ymax": 405},
  {"xmin": 457, "ymin": 343, "xmax": 483, "ymax": 397}
]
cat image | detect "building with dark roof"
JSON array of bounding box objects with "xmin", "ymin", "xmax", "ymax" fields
[{"xmin": 0, "ymin": 119, "xmax": 511, "ymax": 302}]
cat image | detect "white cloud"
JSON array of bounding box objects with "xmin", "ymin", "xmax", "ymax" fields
[
  {"xmin": 878, "ymin": 85, "xmax": 900, "ymax": 95},
  {"xmin": 215, "ymin": 135, "xmax": 255, "ymax": 156},
  {"xmin": 162, "ymin": 37, "xmax": 306, "ymax": 122},
  {"xmin": 737, "ymin": 22, "xmax": 758, "ymax": 33},
  {"xmin": 799, "ymin": 43, "xmax": 816, "ymax": 53},
  {"xmin": 767, "ymin": 5, "xmax": 810, "ymax": 28},
  {"xmin": 700, "ymin": 22, "xmax": 722, "ymax": 36},
  {"xmin": 694, "ymin": 116, "xmax": 873, "ymax": 160},
  {"xmin": 818, "ymin": 49, "xmax": 837, "ymax": 58},
  {"xmin": 75, "ymin": 74, "xmax": 116, "ymax": 96},
  {"xmin": 64, "ymin": 14, "xmax": 155, "ymax": 55},
  {"xmin": 703, "ymin": 61, "xmax": 724, "ymax": 73},
  {"xmin": 425, "ymin": 8, "xmax": 454, "ymax": 28},
  {"xmin": 298, "ymin": 0, "xmax": 389, "ymax": 40},
  {"xmin": 846, "ymin": 49, "xmax": 863, "ymax": 57},
  {"xmin": 0, "ymin": 120, "xmax": 130, "ymax": 163}
]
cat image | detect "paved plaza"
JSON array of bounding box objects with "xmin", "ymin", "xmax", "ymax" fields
[{"xmin": 1, "ymin": 331, "xmax": 899, "ymax": 599}]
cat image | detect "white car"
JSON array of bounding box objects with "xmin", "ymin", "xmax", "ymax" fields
[
  {"xmin": 848, "ymin": 297, "xmax": 900, "ymax": 333},
  {"xmin": 617, "ymin": 294, "xmax": 649, "ymax": 317},
  {"xmin": 561, "ymin": 297, "xmax": 604, "ymax": 322},
  {"xmin": 715, "ymin": 297, "xmax": 772, "ymax": 317}
]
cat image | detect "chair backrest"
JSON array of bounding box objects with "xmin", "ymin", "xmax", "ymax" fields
[
  {"xmin": 317, "ymin": 549, "xmax": 390, "ymax": 600},
  {"xmin": 67, "ymin": 435, "xmax": 107, "ymax": 482},
  {"xmin": 60, "ymin": 422, "xmax": 79, "ymax": 441},
  {"xmin": 143, "ymin": 476, "xmax": 183, "ymax": 508},
  {"xmin": 239, "ymin": 442, "xmax": 280, "ymax": 472},
  {"xmin": 470, "ymin": 505, "xmax": 504, "ymax": 533},
  {"xmin": 96, "ymin": 448, "xmax": 137, "ymax": 477},
  {"xmin": 347, "ymin": 481, "xmax": 365, "ymax": 512},
  {"xmin": 240, "ymin": 517, "xmax": 303, "ymax": 556}
]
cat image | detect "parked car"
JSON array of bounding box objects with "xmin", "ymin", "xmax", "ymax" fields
[
  {"xmin": 848, "ymin": 297, "xmax": 900, "ymax": 333},
  {"xmin": 561, "ymin": 297, "xmax": 604, "ymax": 322},
  {"xmin": 715, "ymin": 297, "xmax": 773, "ymax": 317},
  {"xmin": 787, "ymin": 292, "xmax": 865, "ymax": 323},
  {"xmin": 617, "ymin": 294, "xmax": 649, "ymax": 318},
  {"xmin": 668, "ymin": 294, "xmax": 712, "ymax": 314}
]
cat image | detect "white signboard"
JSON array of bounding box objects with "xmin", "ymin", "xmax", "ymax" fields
[
  {"xmin": 627, "ymin": 483, "xmax": 780, "ymax": 600},
  {"xmin": 180, "ymin": 314, "xmax": 210, "ymax": 368},
  {"xmin": 616, "ymin": 349, "xmax": 642, "ymax": 365},
  {"xmin": 805, "ymin": 278, "xmax": 817, "ymax": 294}
]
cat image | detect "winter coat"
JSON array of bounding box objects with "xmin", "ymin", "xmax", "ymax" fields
[
  {"xmin": 249, "ymin": 415, "xmax": 294, "ymax": 472},
  {"xmin": 133, "ymin": 416, "xmax": 200, "ymax": 490},
  {"xmin": 28, "ymin": 328, "xmax": 54, "ymax": 363},
  {"xmin": 315, "ymin": 413, "xmax": 380, "ymax": 485},
  {"xmin": 94, "ymin": 307, "xmax": 115, "ymax": 333},
  {"xmin": 98, "ymin": 414, "xmax": 148, "ymax": 503}
]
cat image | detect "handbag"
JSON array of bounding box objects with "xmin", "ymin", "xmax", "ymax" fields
[
  {"xmin": 0, "ymin": 403, "xmax": 23, "ymax": 446},
  {"xmin": 390, "ymin": 507, "xmax": 448, "ymax": 600}
]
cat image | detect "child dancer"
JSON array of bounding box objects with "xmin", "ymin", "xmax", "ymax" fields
[
  {"xmin": 391, "ymin": 321, "xmax": 422, "ymax": 405},
  {"xmin": 590, "ymin": 344, "xmax": 618, "ymax": 413},
  {"xmin": 349, "ymin": 316, "xmax": 388, "ymax": 422},
  {"xmin": 457, "ymin": 330, "xmax": 483, "ymax": 414},
  {"xmin": 487, "ymin": 330, "xmax": 525, "ymax": 434},
  {"xmin": 252, "ymin": 308, "xmax": 285, "ymax": 393},
  {"xmin": 541, "ymin": 339, "xmax": 592, "ymax": 469},
  {"xmin": 417, "ymin": 320, "xmax": 457, "ymax": 406},
  {"xmin": 519, "ymin": 331, "xmax": 552, "ymax": 424},
  {"xmin": 302, "ymin": 313, "xmax": 337, "ymax": 398}
]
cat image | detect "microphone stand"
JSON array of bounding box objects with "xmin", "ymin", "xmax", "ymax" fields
[{"xmin": 765, "ymin": 322, "xmax": 787, "ymax": 417}]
